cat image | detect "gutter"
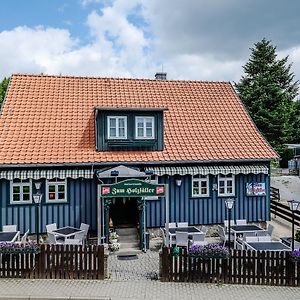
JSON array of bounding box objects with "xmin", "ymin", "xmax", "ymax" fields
[{"xmin": 0, "ymin": 158, "xmax": 274, "ymax": 170}]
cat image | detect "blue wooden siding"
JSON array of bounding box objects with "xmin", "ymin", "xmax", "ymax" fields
[
  {"xmin": 0, "ymin": 178, "xmax": 98, "ymax": 234},
  {"xmin": 145, "ymin": 173, "xmax": 270, "ymax": 227},
  {"xmin": 0, "ymin": 172, "xmax": 270, "ymax": 233}
]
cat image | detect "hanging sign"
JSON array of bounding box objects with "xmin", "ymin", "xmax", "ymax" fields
[
  {"xmin": 246, "ymin": 182, "xmax": 266, "ymax": 196},
  {"xmin": 100, "ymin": 179, "xmax": 165, "ymax": 198}
]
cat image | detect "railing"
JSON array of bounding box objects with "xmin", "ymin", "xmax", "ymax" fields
[
  {"xmin": 0, "ymin": 244, "xmax": 105, "ymax": 279},
  {"xmin": 270, "ymin": 200, "xmax": 300, "ymax": 227},
  {"xmin": 270, "ymin": 186, "xmax": 280, "ymax": 202},
  {"xmin": 160, "ymin": 247, "xmax": 300, "ymax": 286}
]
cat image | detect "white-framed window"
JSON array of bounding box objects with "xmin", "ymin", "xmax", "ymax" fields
[
  {"xmin": 10, "ymin": 179, "xmax": 32, "ymax": 204},
  {"xmin": 192, "ymin": 175, "xmax": 209, "ymax": 197},
  {"xmin": 135, "ymin": 116, "xmax": 155, "ymax": 139},
  {"xmin": 218, "ymin": 174, "xmax": 235, "ymax": 196},
  {"xmin": 107, "ymin": 116, "xmax": 127, "ymax": 139},
  {"xmin": 46, "ymin": 178, "xmax": 67, "ymax": 203},
  {"xmin": 145, "ymin": 175, "xmax": 159, "ymax": 200}
]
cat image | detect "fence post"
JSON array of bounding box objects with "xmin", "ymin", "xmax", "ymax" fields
[
  {"xmin": 161, "ymin": 247, "xmax": 169, "ymax": 282},
  {"xmin": 98, "ymin": 245, "xmax": 105, "ymax": 280}
]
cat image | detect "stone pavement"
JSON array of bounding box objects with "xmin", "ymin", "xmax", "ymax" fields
[
  {"xmin": 0, "ymin": 249, "xmax": 299, "ymax": 300},
  {"xmin": 0, "ymin": 277, "xmax": 299, "ymax": 300}
]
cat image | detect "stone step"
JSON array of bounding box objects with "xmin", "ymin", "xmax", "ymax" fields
[
  {"xmin": 119, "ymin": 241, "xmax": 140, "ymax": 249},
  {"xmin": 118, "ymin": 235, "xmax": 139, "ymax": 243},
  {"xmin": 116, "ymin": 249, "xmax": 142, "ymax": 256},
  {"xmin": 116, "ymin": 227, "xmax": 137, "ymax": 235}
]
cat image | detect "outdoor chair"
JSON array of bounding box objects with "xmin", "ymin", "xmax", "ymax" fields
[
  {"xmin": 245, "ymin": 236, "xmax": 259, "ymax": 243},
  {"xmin": 79, "ymin": 223, "xmax": 90, "ymax": 245},
  {"xmin": 20, "ymin": 229, "xmax": 29, "ymax": 243},
  {"xmin": 74, "ymin": 231, "xmax": 86, "ymax": 245},
  {"xmin": 236, "ymin": 242, "xmax": 243, "ymax": 250},
  {"xmin": 267, "ymin": 224, "xmax": 274, "ymax": 237},
  {"xmin": 166, "ymin": 222, "xmax": 176, "ymax": 228},
  {"xmin": 294, "ymin": 241, "xmax": 300, "ymax": 249},
  {"xmin": 177, "ymin": 222, "xmax": 188, "ymax": 228},
  {"xmin": 200, "ymin": 226, "xmax": 208, "ymax": 236},
  {"xmin": 258, "ymin": 236, "xmax": 271, "ymax": 242},
  {"xmin": 3, "ymin": 225, "xmax": 17, "ymax": 232},
  {"xmin": 175, "ymin": 231, "xmax": 189, "ymax": 248},
  {"xmin": 217, "ymin": 225, "xmax": 228, "ymax": 247},
  {"xmin": 191, "ymin": 233, "xmax": 207, "ymax": 246},
  {"xmin": 160, "ymin": 228, "xmax": 166, "ymax": 247},
  {"xmin": 65, "ymin": 238, "xmax": 82, "ymax": 245},
  {"xmin": 224, "ymin": 220, "xmax": 235, "ymax": 233},
  {"xmin": 46, "ymin": 223, "xmax": 57, "ymax": 233},
  {"xmin": 256, "ymin": 230, "xmax": 269, "ymax": 237},
  {"xmin": 236, "ymin": 232, "xmax": 255, "ymax": 244},
  {"xmin": 236, "ymin": 219, "xmax": 247, "ymax": 225},
  {"xmin": 47, "ymin": 232, "xmax": 64, "ymax": 245}
]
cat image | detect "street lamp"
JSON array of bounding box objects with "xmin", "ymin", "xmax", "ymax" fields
[
  {"xmin": 287, "ymin": 199, "xmax": 300, "ymax": 250},
  {"xmin": 224, "ymin": 198, "xmax": 235, "ymax": 252},
  {"xmin": 33, "ymin": 192, "xmax": 43, "ymax": 245}
]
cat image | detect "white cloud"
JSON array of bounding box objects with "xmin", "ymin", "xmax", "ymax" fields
[{"xmin": 0, "ymin": 0, "xmax": 299, "ymax": 82}]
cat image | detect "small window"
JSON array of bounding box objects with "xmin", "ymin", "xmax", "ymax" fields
[
  {"xmin": 135, "ymin": 116, "xmax": 155, "ymax": 139},
  {"xmin": 46, "ymin": 178, "xmax": 67, "ymax": 203},
  {"xmin": 10, "ymin": 179, "xmax": 32, "ymax": 204},
  {"xmin": 107, "ymin": 116, "xmax": 127, "ymax": 139},
  {"xmin": 218, "ymin": 174, "xmax": 235, "ymax": 196},
  {"xmin": 192, "ymin": 175, "xmax": 209, "ymax": 197}
]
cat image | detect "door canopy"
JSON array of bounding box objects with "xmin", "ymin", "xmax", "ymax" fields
[{"xmin": 100, "ymin": 179, "xmax": 165, "ymax": 198}]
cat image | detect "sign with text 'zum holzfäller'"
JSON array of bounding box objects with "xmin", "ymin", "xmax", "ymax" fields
[{"xmin": 100, "ymin": 179, "xmax": 165, "ymax": 198}]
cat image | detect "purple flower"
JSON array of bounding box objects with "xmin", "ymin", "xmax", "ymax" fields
[{"xmin": 188, "ymin": 243, "xmax": 229, "ymax": 258}]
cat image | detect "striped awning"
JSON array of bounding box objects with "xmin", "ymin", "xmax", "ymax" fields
[
  {"xmin": 0, "ymin": 169, "xmax": 94, "ymax": 180},
  {"xmin": 145, "ymin": 165, "xmax": 269, "ymax": 176}
]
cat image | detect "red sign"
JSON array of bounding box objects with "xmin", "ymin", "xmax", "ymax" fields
[
  {"xmin": 156, "ymin": 186, "xmax": 164, "ymax": 194},
  {"xmin": 102, "ymin": 186, "xmax": 111, "ymax": 195}
]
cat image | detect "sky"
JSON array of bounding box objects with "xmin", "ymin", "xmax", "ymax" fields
[{"xmin": 1, "ymin": 0, "xmax": 300, "ymax": 82}]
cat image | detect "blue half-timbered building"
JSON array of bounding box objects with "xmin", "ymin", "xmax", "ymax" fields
[{"xmin": 0, "ymin": 73, "xmax": 278, "ymax": 245}]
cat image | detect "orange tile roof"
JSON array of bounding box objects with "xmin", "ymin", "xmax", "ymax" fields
[{"xmin": 0, "ymin": 74, "xmax": 278, "ymax": 166}]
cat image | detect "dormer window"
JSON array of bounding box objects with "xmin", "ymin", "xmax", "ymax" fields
[
  {"xmin": 135, "ymin": 116, "xmax": 155, "ymax": 139},
  {"xmin": 107, "ymin": 116, "xmax": 127, "ymax": 139}
]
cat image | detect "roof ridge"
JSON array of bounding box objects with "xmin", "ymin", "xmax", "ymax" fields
[{"xmin": 11, "ymin": 73, "xmax": 230, "ymax": 84}]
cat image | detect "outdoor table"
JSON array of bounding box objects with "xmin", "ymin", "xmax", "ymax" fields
[
  {"xmin": 245, "ymin": 241, "xmax": 291, "ymax": 251},
  {"xmin": 52, "ymin": 226, "xmax": 84, "ymax": 239},
  {"xmin": 231, "ymin": 225, "xmax": 264, "ymax": 249},
  {"xmin": 0, "ymin": 231, "xmax": 20, "ymax": 242},
  {"xmin": 168, "ymin": 227, "xmax": 202, "ymax": 246}
]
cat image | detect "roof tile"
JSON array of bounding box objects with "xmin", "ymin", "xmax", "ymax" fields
[{"xmin": 0, "ymin": 74, "xmax": 278, "ymax": 165}]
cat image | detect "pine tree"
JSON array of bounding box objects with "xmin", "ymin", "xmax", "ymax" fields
[
  {"xmin": 235, "ymin": 39, "xmax": 299, "ymax": 163},
  {"xmin": 0, "ymin": 77, "xmax": 10, "ymax": 109}
]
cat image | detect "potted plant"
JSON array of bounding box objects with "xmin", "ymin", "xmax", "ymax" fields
[
  {"xmin": 109, "ymin": 231, "xmax": 119, "ymax": 244},
  {"xmin": 109, "ymin": 242, "xmax": 120, "ymax": 252},
  {"xmin": 188, "ymin": 244, "xmax": 229, "ymax": 259},
  {"xmin": 290, "ymin": 249, "xmax": 300, "ymax": 263}
]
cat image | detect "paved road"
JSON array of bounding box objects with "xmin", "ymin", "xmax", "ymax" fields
[
  {"xmin": 0, "ymin": 250, "xmax": 299, "ymax": 300},
  {"xmin": 0, "ymin": 278, "xmax": 299, "ymax": 300}
]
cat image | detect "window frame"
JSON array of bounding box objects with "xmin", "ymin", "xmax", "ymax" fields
[
  {"xmin": 135, "ymin": 116, "xmax": 155, "ymax": 140},
  {"xmin": 46, "ymin": 178, "xmax": 67, "ymax": 203},
  {"xmin": 10, "ymin": 179, "xmax": 33, "ymax": 205},
  {"xmin": 107, "ymin": 116, "xmax": 128, "ymax": 140},
  {"xmin": 218, "ymin": 174, "xmax": 235, "ymax": 196},
  {"xmin": 192, "ymin": 175, "xmax": 210, "ymax": 197}
]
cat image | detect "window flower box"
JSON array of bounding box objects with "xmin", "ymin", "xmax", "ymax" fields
[{"xmin": 188, "ymin": 244, "xmax": 229, "ymax": 259}]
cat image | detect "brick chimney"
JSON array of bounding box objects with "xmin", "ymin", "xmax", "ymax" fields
[{"xmin": 155, "ymin": 72, "xmax": 167, "ymax": 80}]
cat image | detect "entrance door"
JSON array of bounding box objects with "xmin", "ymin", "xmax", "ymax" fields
[{"xmin": 109, "ymin": 198, "xmax": 139, "ymax": 228}]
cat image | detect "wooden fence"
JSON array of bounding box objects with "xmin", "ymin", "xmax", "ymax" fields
[
  {"xmin": 270, "ymin": 186, "xmax": 280, "ymax": 202},
  {"xmin": 161, "ymin": 247, "xmax": 300, "ymax": 286},
  {"xmin": 0, "ymin": 244, "xmax": 105, "ymax": 279}
]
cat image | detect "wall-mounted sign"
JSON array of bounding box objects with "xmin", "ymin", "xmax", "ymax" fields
[
  {"xmin": 246, "ymin": 182, "xmax": 266, "ymax": 196},
  {"xmin": 100, "ymin": 179, "xmax": 165, "ymax": 198}
]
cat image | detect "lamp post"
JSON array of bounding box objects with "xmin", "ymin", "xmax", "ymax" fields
[
  {"xmin": 33, "ymin": 191, "xmax": 43, "ymax": 245},
  {"xmin": 224, "ymin": 198, "xmax": 235, "ymax": 252},
  {"xmin": 287, "ymin": 199, "xmax": 300, "ymax": 250}
]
